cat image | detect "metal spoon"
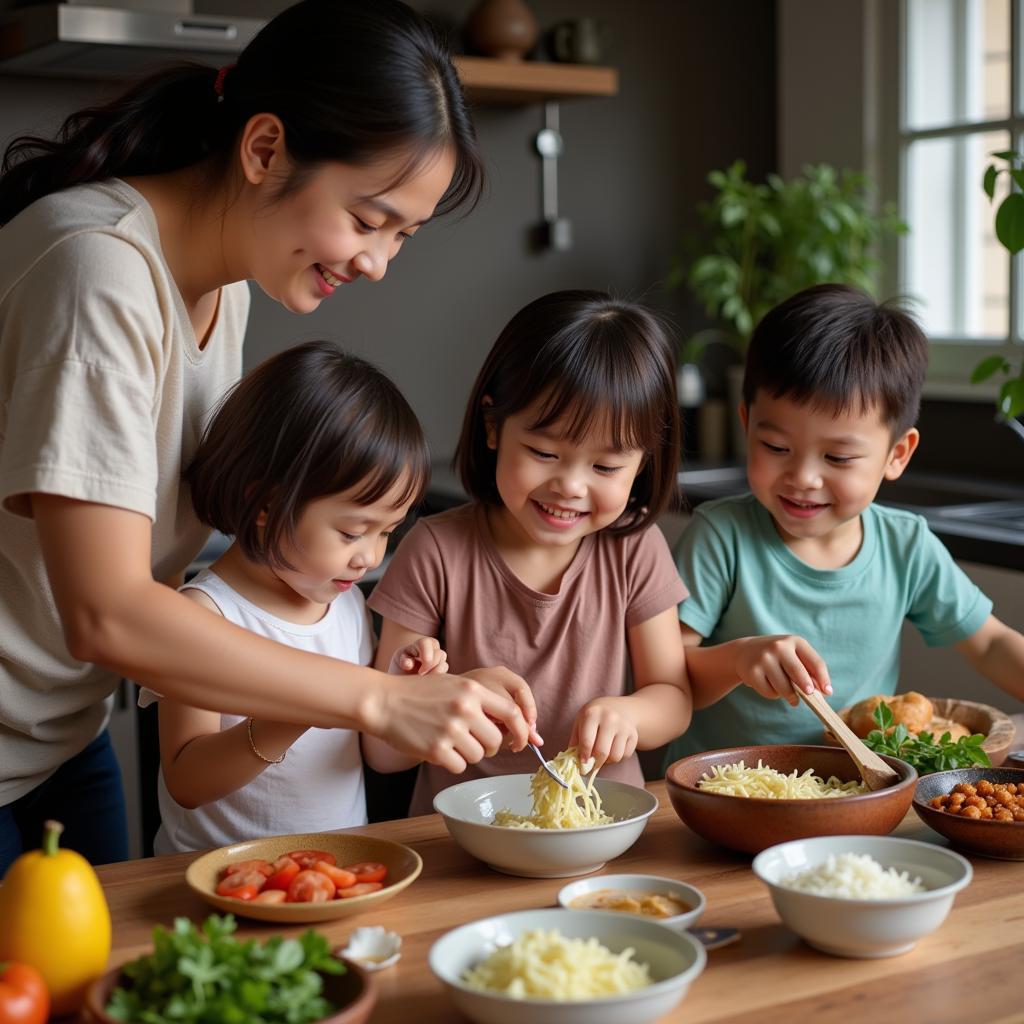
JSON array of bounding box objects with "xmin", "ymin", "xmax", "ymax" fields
[{"xmin": 527, "ymin": 742, "xmax": 569, "ymax": 789}]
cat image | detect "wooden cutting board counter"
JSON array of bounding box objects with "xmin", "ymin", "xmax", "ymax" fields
[{"xmin": 94, "ymin": 777, "xmax": 1024, "ymax": 1024}]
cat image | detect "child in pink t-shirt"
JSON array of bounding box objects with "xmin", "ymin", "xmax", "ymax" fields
[{"xmin": 367, "ymin": 290, "xmax": 692, "ymax": 813}]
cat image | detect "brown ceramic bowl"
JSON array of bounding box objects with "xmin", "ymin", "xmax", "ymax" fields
[
  {"xmin": 913, "ymin": 767, "xmax": 1024, "ymax": 861},
  {"xmin": 823, "ymin": 696, "xmax": 1015, "ymax": 767},
  {"xmin": 185, "ymin": 831, "xmax": 422, "ymax": 923},
  {"xmin": 83, "ymin": 957, "xmax": 376, "ymax": 1024},
  {"xmin": 665, "ymin": 745, "xmax": 917, "ymax": 855}
]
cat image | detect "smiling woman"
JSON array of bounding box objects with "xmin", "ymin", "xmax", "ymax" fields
[{"xmin": 0, "ymin": 0, "xmax": 531, "ymax": 877}]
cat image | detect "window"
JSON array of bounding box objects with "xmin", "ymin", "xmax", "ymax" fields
[{"xmin": 899, "ymin": 0, "xmax": 1018, "ymax": 384}]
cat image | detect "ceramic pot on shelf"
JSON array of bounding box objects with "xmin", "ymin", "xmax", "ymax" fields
[{"xmin": 465, "ymin": 0, "xmax": 538, "ymax": 61}]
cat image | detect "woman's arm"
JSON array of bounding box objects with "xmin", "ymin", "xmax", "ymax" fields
[
  {"xmin": 157, "ymin": 589, "xmax": 309, "ymax": 809},
  {"xmin": 32, "ymin": 495, "xmax": 531, "ymax": 773},
  {"xmin": 572, "ymin": 607, "xmax": 693, "ymax": 769},
  {"xmin": 955, "ymin": 614, "xmax": 1024, "ymax": 702}
]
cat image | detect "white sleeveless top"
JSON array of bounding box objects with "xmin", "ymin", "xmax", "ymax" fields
[{"xmin": 143, "ymin": 568, "xmax": 372, "ymax": 855}]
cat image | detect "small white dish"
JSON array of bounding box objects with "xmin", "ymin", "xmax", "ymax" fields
[
  {"xmin": 752, "ymin": 834, "xmax": 972, "ymax": 958},
  {"xmin": 556, "ymin": 873, "xmax": 705, "ymax": 932},
  {"xmin": 429, "ymin": 907, "xmax": 706, "ymax": 1024},
  {"xmin": 433, "ymin": 774, "xmax": 658, "ymax": 878},
  {"xmin": 339, "ymin": 926, "xmax": 402, "ymax": 971}
]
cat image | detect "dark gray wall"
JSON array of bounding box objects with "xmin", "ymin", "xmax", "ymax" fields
[{"xmin": 0, "ymin": 0, "xmax": 776, "ymax": 456}]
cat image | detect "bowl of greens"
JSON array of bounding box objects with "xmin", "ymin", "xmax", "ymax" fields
[{"xmin": 83, "ymin": 914, "xmax": 375, "ymax": 1024}]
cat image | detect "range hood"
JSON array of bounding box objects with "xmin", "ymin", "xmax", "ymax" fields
[{"xmin": 0, "ymin": 0, "xmax": 268, "ymax": 78}]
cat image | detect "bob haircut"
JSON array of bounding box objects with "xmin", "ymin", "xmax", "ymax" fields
[
  {"xmin": 0, "ymin": 0, "xmax": 482, "ymax": 225},
  {"xmin": 742, "ymin": 283, "xmax": 929, "ymax": 438},
  {"xmin": 455, "ymin": 290, "xmax": 681, "ymax": 536},
  {"xmin": 187, "ymin": 341, "xmax": 429, "ymax": 569}
]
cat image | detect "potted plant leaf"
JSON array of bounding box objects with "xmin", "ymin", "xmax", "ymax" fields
[
  {"xmin": 972, "ymin": 150, "xmax": 1024, "ymax": 419},
  {"xmin": 670, "ymin": 161, "xmax": 906, "ymax": 454}
]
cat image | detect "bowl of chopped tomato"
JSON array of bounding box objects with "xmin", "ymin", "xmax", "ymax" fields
[{"xmin": 184, "ymin": 832, "xmax": 422, "ymax": 923}]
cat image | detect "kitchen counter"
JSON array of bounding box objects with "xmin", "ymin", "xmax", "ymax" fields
[{"xmin": 93, "ymin": 775, "xmax": 1024, "ymax": 1024}]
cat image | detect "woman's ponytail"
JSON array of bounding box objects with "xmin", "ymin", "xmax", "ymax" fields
[
  {"xmin": 0, "ymin": 0, "xmax": 482, "ymax": 227},
  {"xmin": 0, "ymin": 63, "xmax": 236, "ymax": 225}
]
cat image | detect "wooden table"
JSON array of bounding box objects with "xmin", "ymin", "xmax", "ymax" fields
[{"xmin": 95, "ymin": 778, "xmax": 1024, "ymax": 1024}]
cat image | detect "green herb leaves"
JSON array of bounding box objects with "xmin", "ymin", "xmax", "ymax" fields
[
  {"xmin": 863, "ymin": 701, "xmax": 991, "ymax": 775},
  {"xmin": 106, "ymin": 914, "xmax": 344, "ymax": 1024}
]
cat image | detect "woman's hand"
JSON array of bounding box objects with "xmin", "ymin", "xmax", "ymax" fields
[
  {"xmin": 462, "ymin": 665, "xmax": 542, "ymax": 747},
  {"xmin": 570, "ymin": 696, "xmax": 639, "ymax": 772},
  {"xmin": 388, "ymin": 636, "xmax": 448, "ymax": 676},
  {"xmin": 734, "ymin": 635, "xmax": 832, "ymax": 706}
]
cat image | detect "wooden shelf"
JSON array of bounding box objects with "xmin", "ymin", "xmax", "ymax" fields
[{"xmin": 454, "ymin": 56, "xmax": 618, "ymax": 104}]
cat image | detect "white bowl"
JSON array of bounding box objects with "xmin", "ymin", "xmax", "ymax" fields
[
  {"xmin": 428, "ymin": 907, "xmax": 706, "ymax": 1024},
  {"xmin": 752, "ymin": 834, "xmax": 973, "ymax": 958},
  {"xmin": 433, "ymin": 775, "xmax": 658, "ymax": 878},
  {"xmin": 556, "ymin": 873, "xmax": 706, "ymax": 932}
]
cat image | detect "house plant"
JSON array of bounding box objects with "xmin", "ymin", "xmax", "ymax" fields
[{"xmin": 972, "ymin": 150, "xmax": 1024, "ymax": 418}]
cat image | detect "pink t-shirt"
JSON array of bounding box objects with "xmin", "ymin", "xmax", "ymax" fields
[{"xmin": 367, "ymin": 503, "xmax": 688, "ymax": 815}]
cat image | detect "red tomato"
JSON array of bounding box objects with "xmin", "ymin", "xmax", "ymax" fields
[
  {"xmin": 0, "ymin": 962, "xmax": 49, "ymax": 1024},
  {"xmin": 287, "ymin": 849, "xmax": 336, "ymax": 870},
  {"xmin": 286, "ymin": 869, "xmax": 336, "ymax": 902},
  {"xmin": 343, "ymin": 861, "xmax": 387, "ymax": 883},
  {"xmin": 220, "ymin": 858, "xmax": 273, "ymax": 879},
  {"xmin": 215, "ymin": 868, "xmax": 266, "ymax": 900},
  {"xmin": 314, "ymin": 860, "xmax": 357, "ymax": 890},
  {"xmin": 253, "ymin": 889, "xmax": 287, "ymax": 904},
  {"xmin": 337, "ymin": 881, "xmax": 383, "ymax": 898},
  {"xmin": 263, "ymin": 855, "xmax": 301, "ymax": 891}
]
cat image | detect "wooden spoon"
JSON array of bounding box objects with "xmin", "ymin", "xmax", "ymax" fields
[{"xmin": 792, "ymin": 685, "xmax": 901, "ymax": 791}]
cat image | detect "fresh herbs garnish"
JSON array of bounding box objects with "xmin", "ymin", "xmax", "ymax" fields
[
  {"xmin": 863, "ymin": 701, "xmax": 991, "ymax": 774},
  {"xmin": 106, "ymin": 913, "xmax": 344, "ymax": 1024}
]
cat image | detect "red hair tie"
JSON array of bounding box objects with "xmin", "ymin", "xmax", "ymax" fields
[{"xmin": 213, "ymin": 63, "xmax": 234, "ymax": 100}]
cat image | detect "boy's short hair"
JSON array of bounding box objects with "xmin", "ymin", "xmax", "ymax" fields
[
  {"xmin": 742, "ymin": 284, "xmax": 929, "ymax": 437},
  {"xmin": 186, "ymin": 341, "xmax": 429, "ymax": 569}
]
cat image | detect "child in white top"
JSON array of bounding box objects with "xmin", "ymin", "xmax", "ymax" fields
[{"xmin": 143, "ymin": 341, "xmax": 449, "ymax": 852}]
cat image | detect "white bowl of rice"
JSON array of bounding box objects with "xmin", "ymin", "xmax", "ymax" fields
[
  {"xmin": 428, "ymin": 907, "xmax": 706, "ymax": 1024},
  {"xmin": 433, "ymin": 771, "xmax": 658, "ymax": 878},
  {"xmin": 752, "ymin": 834, "xmax": 972, "ymax": 958}
]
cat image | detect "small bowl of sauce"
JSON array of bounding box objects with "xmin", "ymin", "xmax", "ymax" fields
[{"xmin": 558, "ymin": 873, "xmax": 706, "ymax": 931}]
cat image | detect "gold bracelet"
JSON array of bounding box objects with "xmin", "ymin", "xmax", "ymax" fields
[{"xmin": 246, "ymin": 717, "xmax": 285, "ymax": 764}]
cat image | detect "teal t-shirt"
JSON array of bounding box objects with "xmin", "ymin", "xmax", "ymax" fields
[{"xmin": 666, "ymin": 494, "xmax": 993, "ymax": 763}]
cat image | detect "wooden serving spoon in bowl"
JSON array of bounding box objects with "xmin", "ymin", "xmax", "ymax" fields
[{"xmin": 792, "ymin": 685, "xmax": 901, "ymax": 791}]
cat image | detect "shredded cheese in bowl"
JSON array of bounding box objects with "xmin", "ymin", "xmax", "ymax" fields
[
  {"xmin": 462, "ymin": 927, "xmax": 651, "ymax": 1000},
  {"xmin": 697, "ymin": 759, "xmax": 869, "ymax": 799},
  {"xmin": 780, "ymin": 852, "xmax": 925, "ymax": 899},
  {"xmin": 492, "ymin": 747, "xmax": 613, "ymax": 829}
]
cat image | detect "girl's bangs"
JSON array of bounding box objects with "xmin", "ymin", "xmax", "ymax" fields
[{"xmin": 529, "ymin": 377, "xmax": 652, "ymax": 454}]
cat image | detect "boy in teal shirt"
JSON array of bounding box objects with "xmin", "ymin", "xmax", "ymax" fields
[{"xmin": 669, "ymin": 284, "xmax": 1024, "ymax": 762}]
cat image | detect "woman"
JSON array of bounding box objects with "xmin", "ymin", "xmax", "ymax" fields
[{"xmin": 0, "ymin": 0, "xmax": 534, "ymax": 871}]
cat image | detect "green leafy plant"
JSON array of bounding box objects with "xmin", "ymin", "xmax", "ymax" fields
[
  {"xmin": 862, "ymin": 701, "xmax": 990, "ymax": 775},
  {"xmin": 669, "ymin": 160, "xmax": 906, "ymax": 356},
  {"xmin": 107, "ymin": 914, "xmax": 344, "ymax": 1024},
  {"xmin": 973, "ymin": 150, "xmax": 1024, "ymax": 418}
]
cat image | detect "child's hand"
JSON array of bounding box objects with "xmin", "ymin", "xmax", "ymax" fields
[
  {"xmin": 735, "ymin": 635, "xmax": 832, "ymax": 706},
  {"xmin": 462, "ymin": 665, "xmax": 543, "ymax": 748},
  {"xmin": 389, "ymin": 636, "xmax": 448, "ymax": 676},
  {"xmin": 570, "ymin": 696, "xmax": 639, "ymax": 773}
]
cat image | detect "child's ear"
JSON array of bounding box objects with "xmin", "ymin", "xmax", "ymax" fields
[
  {"xmin": 738, "ymin": 401, "xmax": 749, "ymax": 432},
  {"xmin": 481, "ymin": 395, "xmax": 498, "ymax": 451},
  {"xmin": 883, "ymin": 427, "xmax": 920, "ymax": 481}
]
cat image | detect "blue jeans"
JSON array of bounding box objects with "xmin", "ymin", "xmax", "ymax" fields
[{"xmin": 0, "ymin": 730, "xmax": 129, "ymax": 875}]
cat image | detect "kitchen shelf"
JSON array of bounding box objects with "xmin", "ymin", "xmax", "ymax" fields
[{"xmin": 454, "ymin": 56, "xmax": 618, "ymax": 104}]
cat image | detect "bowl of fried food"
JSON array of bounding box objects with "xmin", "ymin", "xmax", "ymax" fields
[
  {"xmin": 912, "ymin": 766, "xmax": 1024, "ymax": 860},
  {"xmin": 823, "ymin": 692, "xmax": 1014, "ymax": 768},
  {"xmin": 428, "ymin": 907, "xmax": 706, "ymax": 1024},
  {"xmin": 433, "ymin": 748, "xmax": 657, "ymax": 878},
  {"xmin": 185, "ymin": 831, "xmax": 422, "ymax": 923},
  {"xmin": 665, "ymin": 744, "xmax": 916, "ymax": 855}
]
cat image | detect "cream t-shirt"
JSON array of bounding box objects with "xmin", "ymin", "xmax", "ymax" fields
[{"xmin": 0, "ymin": 180, "xmax": 249, "ymax": 803}]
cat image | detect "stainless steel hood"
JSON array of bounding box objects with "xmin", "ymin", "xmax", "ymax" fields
[{"xmin": 0, "ymin": 1, "xmax": 267, "ymax": 78}]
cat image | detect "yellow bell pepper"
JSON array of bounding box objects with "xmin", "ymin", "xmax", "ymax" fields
[{"xmin": 0, "ymin": 819, "xmax": 112, "ymax": 1015}]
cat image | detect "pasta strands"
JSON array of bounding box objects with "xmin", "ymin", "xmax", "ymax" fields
[{"xmin": 696, "ymin": 759, "xmax": 869, "ymax": 799}]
